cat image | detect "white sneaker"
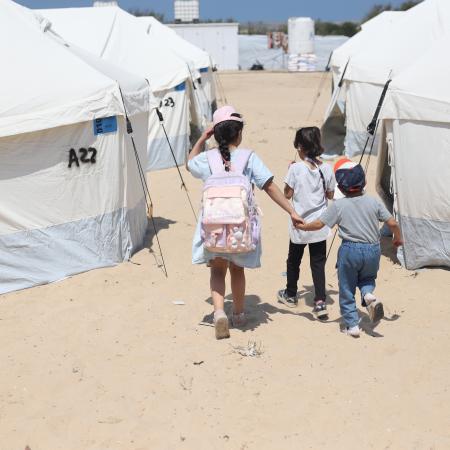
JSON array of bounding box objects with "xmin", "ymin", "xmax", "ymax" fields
[
  {"xmin": 214, "ymin": 310, "xmax": 230, "ymax": 340},
  {"xmin": 343, "ymin": 325, "xmax": 361, "ymax": 338},
  {"xmin": 364, "ymin": 293, "xmax": 384, "ymax": 323}
]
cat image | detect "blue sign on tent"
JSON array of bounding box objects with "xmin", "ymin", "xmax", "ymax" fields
[
  {"xmin": 200, "ymin": 67, "xmax": 209, "ymax": 73},
  {"xmin": 175, "ymin": 82, "xmax": 186, "ymax": 92},
  {"xmin": 93, "ymin": 116, "xmax": 118, "ymax": 135}
]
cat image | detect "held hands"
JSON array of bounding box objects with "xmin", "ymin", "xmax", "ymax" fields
[
  {"xmin": 393, "ymin": 238, "xmax": 404, "ymax": 248},
  {"xmin": 290, "ymin": 211, "xmax": 305, "ymax": 228}
]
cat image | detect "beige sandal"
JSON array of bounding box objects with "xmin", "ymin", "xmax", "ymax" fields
[{"xmin": 214, "ymin": 310, "xmax": 230, "ymax": 340}]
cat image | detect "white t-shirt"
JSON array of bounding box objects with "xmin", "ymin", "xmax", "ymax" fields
[{"xmin": 285, "ymin": 160, "xmax": 336, "ymax": 244}]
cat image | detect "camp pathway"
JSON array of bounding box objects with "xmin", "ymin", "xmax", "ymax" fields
[{"xmin": 1, "ymin": 72, "xmax": 449, "ymax": 450}]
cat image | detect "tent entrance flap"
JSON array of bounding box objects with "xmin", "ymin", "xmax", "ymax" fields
[
  {"xmin": 321, "ymin": 86, "xmax": 346, "ymax": 156},
  {"xmin": 148, "ymin": 86, "xmax": 189, "ymax": 171}
]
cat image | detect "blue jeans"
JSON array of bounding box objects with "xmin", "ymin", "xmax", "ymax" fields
[{"xmin": 337, "ymin": 241, "xmax": 381, "ymax": 328}]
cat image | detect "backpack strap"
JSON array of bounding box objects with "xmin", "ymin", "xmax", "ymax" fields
[
  {"xmin": 232, "ymin": 149, "xmax": 253, "ymax": 174},
  {"xmin": 305, "ymin": 157, "xmax": 327, "ymax": 199},
  {"xmin": 206, "ymin": 149, "xmax": 224, "ymax": 174}
]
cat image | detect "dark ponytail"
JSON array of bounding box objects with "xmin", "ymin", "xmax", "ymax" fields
[
  {"xmin": 213, "ymin": 116, "xmax": 244, "ymax": 171},
  {"xmin": 294, "ymin": 126, "xmax": 324, "ymax": 160}
]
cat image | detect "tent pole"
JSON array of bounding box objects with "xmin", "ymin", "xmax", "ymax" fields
[
  {"xmin": 117, "ymin": 83, "xmax": 169, "ymax": 277},
  {"xmin": 145, "ymin": 79, "xmax": 198, "ymax": 222},
  {"xmin": 155, "ymin": 108, "xmax": 198, "ymax": 221},
  {"xmin": 325, "ymin": 78, "xmax": 393, "ymax": 264}
]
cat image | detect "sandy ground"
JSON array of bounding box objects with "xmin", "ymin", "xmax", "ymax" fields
[{"xmin": 1, "ymin": 72, "xmax": 449, "ymax": 450}]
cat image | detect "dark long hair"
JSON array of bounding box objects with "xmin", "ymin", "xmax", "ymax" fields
[
  {"xmin": 294, "ymin": 127, "xmax": 324, "ymax": 160},
  {"xmin": 214, "ymin": 117, "xmax": 243, "ymax": 171}
]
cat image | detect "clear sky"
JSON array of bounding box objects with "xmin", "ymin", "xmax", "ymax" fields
[{"xmin": 17, "ymin": 0, "xmax": 409, "ymax": 22}]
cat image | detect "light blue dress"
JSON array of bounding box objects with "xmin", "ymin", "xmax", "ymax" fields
[{"xmin": 188, "ymin": 148, "xmax": 273, "ymax": 268}]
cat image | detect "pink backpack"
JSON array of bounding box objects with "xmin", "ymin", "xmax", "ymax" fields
[{"xmin": 201, "ymin": 149, "xmax": 261, "ymax": 254}]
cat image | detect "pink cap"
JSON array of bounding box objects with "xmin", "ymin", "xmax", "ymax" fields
[{"xmin": 213, "ymin": 105, "xmax": 243, "ymax": 127}]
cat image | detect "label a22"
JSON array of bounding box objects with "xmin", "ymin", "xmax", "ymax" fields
[{"xmin": 68, "ymin": 147, "xmax": 97, "ymax": 168}]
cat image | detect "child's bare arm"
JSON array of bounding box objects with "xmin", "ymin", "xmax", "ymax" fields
[
  {"xmin": 264, "ymin": 180, "xmax": 304, "ymax": 226},
  {"xmin": 326, "ymin": 191, "xmax": 334, "ymax": 200},
  {"xmin": 284, "ymin": 183, "xmax": 294, "ymax": 200},
  {"xmin": 297, "ymin": 220, "xmax": 326, "ymax": 231},
  {"xmin": 188, "ymin": 127, "xmax": 214, "ymax": 163},
  {"xmin": 386, "ymin": 217, "xmax": 403, "ymax": 247}
]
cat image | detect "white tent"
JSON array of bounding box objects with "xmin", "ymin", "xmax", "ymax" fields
[
  {"xmin": 322, "ymin": 11, "xmax": 404, "ymax": 157},
  {"xmin": 138, "ymin": 16, "xmax": 216, "ymax": 132},
  {"xmin": 375, "ymin": 34, "xmax": 450, "ymax": 270},
  {"xmin": 323, "ymin": 0, "xmax": 450, "ymax": 158},
  {"xmin": 40, "ymin": 6, "xmax": 192, "ymax": 171},
  {"xmin": 329, "ymin": 11, "xmax": 404, "ymax": 87},
  {"xmin": 0, "ymin": 0, "xmax": 151, "ymax": 294}
]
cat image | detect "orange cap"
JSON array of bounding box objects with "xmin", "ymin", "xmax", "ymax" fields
[{"xmin": 334, "ymin": 158, "xmax": 357, "ymax": 173}]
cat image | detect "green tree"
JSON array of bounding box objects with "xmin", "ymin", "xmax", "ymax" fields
[
  {"xmin": 398, "ymin": 1, "xmax": 422, "ymax": 10},
  {"xmin": 339, "ymin": 21, "xmax": 359, "ymax": 37},
  {"xmin": 363, "ymin": 1, "xmax": 422, "ymax": 22},
  {"xmin": 128, "ymin": 8, "xmax": 164, "ymax": 22},
  {"xmin": 363, "ymin": 4, "xmax": 392, "ymax": 22},
  {"xmin": 315, "ymin": 20, "xmax": 358, "ymax": 37}
]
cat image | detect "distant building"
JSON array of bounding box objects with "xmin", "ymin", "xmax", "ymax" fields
[
  {"xmin": 93, "ymin": 1, "xmax": 118, "ymax": 7},
  {"xmin": 169, "ymin": 22, "xmax": 239, "ymax": 70},
  {"xmin": 174, "ymin": 0, "xmax": 199, "ymax": 23}
]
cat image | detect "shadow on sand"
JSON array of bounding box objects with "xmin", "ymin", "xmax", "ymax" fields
[
  {"xmin": 201, "ymin": 288, "xmax": 344, "ymax": 332},
  {"xmin": 145, "ymin": 216, "xmax": 177, "ymax": 251},
  {"xmin": 380, "ymin": 236, "xmax": 400, "ymax": 265},
  {"xmin": 201, "ymin": 285, "xmax": 402, "ymax": 337}
]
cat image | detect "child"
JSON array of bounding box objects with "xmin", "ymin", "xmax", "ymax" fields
[
  {"xmin": 277, "ymin": 127, "xmax": 335, "ymax": 320},
  {"xmin": 297, "ymin": 160, "xmax": 403, "ymax": 337},
  {"xmin": 188, "ymin": 106, "xmax": 304, "ymax": 340}
]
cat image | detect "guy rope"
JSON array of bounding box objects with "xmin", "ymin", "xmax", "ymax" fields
[
  {"xmin": 305, "ymin": 51, "xmax": 334, "ymax": 122},
  {"xmin": 144, "ymin": 79, "xmax": 198, "ymax": 222},
  {"xmin": 117, "ymin": 83, "xmax": 168, "ymax": 277},
  {"xmin": 325, "ymin": 78, "xmax": 393, "ymax": 263}
]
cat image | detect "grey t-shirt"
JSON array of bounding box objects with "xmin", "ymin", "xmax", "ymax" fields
[{"xmin": 320, "ymin": 195, "xmax": 392, "ymax": 243}]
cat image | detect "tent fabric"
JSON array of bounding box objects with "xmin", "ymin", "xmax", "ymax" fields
[
  {"xmin": 41, "ymin": 6, "xmax": 192, "ymax": 171},
  {"xmin": 147, "ymin": 84, "xmax": 190, "ymax": 171},
  {"xmin": 375, "ymin": 31, "xmax": 450, "ymax": 269},
  {"xmin": 138, "ymin": 16, "xmax": 211, "ymax": 71},
  {"xmin": 138, "ymin": 16, "xmax": 214, "ymax": 127},
  {"xmin": 343, "ymin": 81, "xmax": 384, "ymax": 157},
  {"xmin": 382, "ymin": 36, "xmax": 450, "ymax": 123},
  {"xmin": 200, "ymin": 68, "xmax": 218, "ymax": 113},
  {"xmin": 0, "ymin": 115, "xmax": 150, "ymax": 293},
  {"xmin": 40, "ymin": 7, "xmax": 190, "ymax": 92},
  {"xmin": 0, "ymin": 0, "xmax": 151, "ymax": 293},
  {"xmin": 321, "ymin": 85, "xmax": 347, "ymax": 156},
  {"xmin": 323, "ymin": 0, "xmax": 450, "ymax": 158},
  {"xmin": 346, "ymin": 0, "xmax": 450, "ymax": 85},
  {"xmin": 0, "ymin": 201, "xmax": 146, "ymax": 294},
  {"xmin": 0, "ymin": 0, "xmax": 149, "ymax": 138},
  {"xmin": 323, "ymin": 11, "xmax": 403, "ymax": 157},
  {"xmin": 330, "ymin": 11, "xmax": 403, "ymax": 86},
  {"xmin": 376, "ymin": 121, "xmax": 450, "ymax": 269}
]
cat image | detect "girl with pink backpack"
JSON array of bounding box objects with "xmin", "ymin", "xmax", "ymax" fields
[{"xmin": 188, "ymin": 106, "xmax": 304, "ymax": 340}]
